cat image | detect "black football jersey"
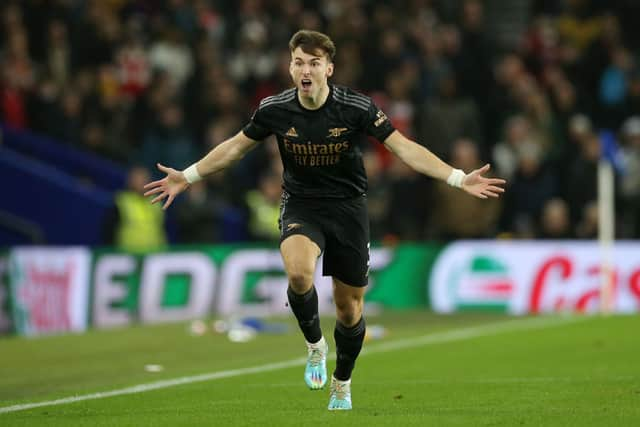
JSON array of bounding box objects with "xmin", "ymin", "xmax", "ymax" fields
[{"xmin": 242, "ymin": 85, "xmax": 396, "ymax": 199}]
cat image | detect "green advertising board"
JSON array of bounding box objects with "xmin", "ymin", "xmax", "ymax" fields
[
  {"xmin": 90, "ymin": 243, "xmax": 443, "ymax": 328},
  {"xmin": 2, "ymin": 243, "xmax": 442, "ymax": 334}
]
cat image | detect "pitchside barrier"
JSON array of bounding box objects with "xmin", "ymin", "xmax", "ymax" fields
[
  {"xmin": 0, "ymin": 125, "xmax": 127, "ymax": 245},
  {"xmin": 1, "ymin": 241, "xmax": 639, "ymax": 336}
]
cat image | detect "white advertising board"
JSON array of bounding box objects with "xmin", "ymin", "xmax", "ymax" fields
[{"xmin": 430, "ymin": 241, "xmax": 640, "ymax": 314}]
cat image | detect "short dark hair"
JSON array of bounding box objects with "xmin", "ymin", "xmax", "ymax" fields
[{"xmin": 289, "ymin": 30, "xmax": 336, "ymax": 61}]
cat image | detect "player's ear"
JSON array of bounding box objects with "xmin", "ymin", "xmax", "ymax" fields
[{"xmin": 327, "ymin": 62, "xmax": 334, "ymax": 77}]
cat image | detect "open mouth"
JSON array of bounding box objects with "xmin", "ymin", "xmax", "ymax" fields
[{"xmin": 301, "ymin": 79, "xmax": 312, "ymax": 90}]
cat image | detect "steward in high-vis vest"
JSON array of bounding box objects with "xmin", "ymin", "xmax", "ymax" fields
[
  {"xmin": 103, "ymin": 166, "xmax": 167, "ymax": 252},
  {"xmin": 114, "ymin": 190, "xmax": 166, "ymax": 251}
]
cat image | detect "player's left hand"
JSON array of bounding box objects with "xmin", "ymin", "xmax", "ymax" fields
[{"xmin": 462, "ymin": 164, "xmax": 506, "ymax": 199}]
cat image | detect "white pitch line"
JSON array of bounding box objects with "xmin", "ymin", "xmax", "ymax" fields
[
  {"xmin": 0, "ymin": 315, "xmax": 583, "ymax": 415},
  {"xmin": 361, "ymin": 314, "xmax": 582, "ymax": 356}
]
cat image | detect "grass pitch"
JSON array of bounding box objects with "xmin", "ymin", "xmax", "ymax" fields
[{"xmin": 0, "ymin": 312, "xmax": 638, "ymax": 426}]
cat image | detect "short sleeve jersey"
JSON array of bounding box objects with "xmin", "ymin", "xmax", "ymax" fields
[{"xmin": 242, "ymin": 85, "xmax": 396, "ymax": 199}]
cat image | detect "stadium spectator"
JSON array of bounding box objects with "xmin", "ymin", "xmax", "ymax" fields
[
  {"xmin": 416, "ymin": 69, "xmax": 482, "ymax": 162},
  {"xmin": 493, "ymin": 115, "xmax": 533, "ymax": 182},
  {"xmin": 484, "ymin": 53, "xmax": 527, "ymax": 146},
  {"xmin": 565, "ymin": 131, "xmax": 599, "ymax": 224},
  {"xmin": 115, "ymin": 33, "xmax": 151, "ymax": 99},
  {"xmin": 0, "ymin": 27, "xmax": 34, "ymax": 129},
  {"xmin": 432, "ymin": 139, "xmax": 500, "ymax": 239},
  {"xmin": 137, "ymin": 102, "xmax": 199, "ymax": 178},
  {"xmin": 174, "ymin": 179, "xmax": 226, "ymax": 243},
  {"xmin": 563, "ymin": 113, "xmax": 593, "ymax": 169},
  {"xmin": 361, "ymin": 29, "xmax": 406, "ymax": 92},
  {"xmin": 384, "ymin": 156, "xmax": 432, "ymax": 241},
  {"xmin": 81, "ymin": 119, "xmax": 131, "ymax": 164},
  {"xmin": 147, "ymin": 27, "xmax": 194, "ymax": 90},
  {"xmin": 245, "ymin": 168, "xmax": 282, "ymax": 241},
  {"xmin": 54, "ymin": 90, "xmax": 84, "ymax": 145},
  {"xmin": 618, "ymin": 117, "xmax": 640, "ymax": 236},
  {"xmin": 102, "ymin": 165, "xmax": 168, "ymax": 252},
  {"xmin": 500, "ymin": 140, "xmax": 557, "ymax": 237},
  {"xmin": 228, "ymin": 21, "xmax": 278, "ymax": 89},
  {"xmin": 598, "ymin": 45, "xmax": 635, "ymax": 129},
  {"xmin": 575, "ymin": 200, "xmax": 598, "ymax": 239},
  {"xmin": 362, "ymin": 149, "xmax": 392, "ymax": 242},
  {"xmin": 455, "ymin": 0, "xmax": 492, "ymax": 107},
  {"xmin": 45, "ymin": 19, "xmax": 72, "ymax": 90},
  {"xmin": 2, "ymin": 0, "xmax": 640, "ymax": 241},
  {"xmin": 539, "ymin": 198, "xmax": 573, "ymax": 239}
]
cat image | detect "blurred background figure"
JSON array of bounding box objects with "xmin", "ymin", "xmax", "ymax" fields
[
  {"xmin": 102, "ymin": 166, "xmax": 167, "ymax": 252},
  {"xmin": 575, "ymin": 200, "xmax": 599, "ymax": 239},
  {"xmin": 246, "ymin": 168, "xmax": 283, "ymax": 242},
  {"xmin": 174, "ymin": 180, "xmax": 225, "ymax": 243},
  {"xmin": 432, "ymin": 138, "xmax": 500, "ymax": 239},
  {"xmin": 362, "ymin": 149, "xmax": 391, "ymax": 242},
  {"xmin": 539, "ymin": 198, "xmax": 573, "ymax": 239},
  {"xmin": 564, "ymin": 131, "xmax": 599, "ymax": 226},
  {"xmin": 500, "ymin": 140, "xmax": 557, "ymax": 238},
  {"xmin": 416, "ymin": 69, "xmax": 482, "ymax": 162},
  {"xmin": 493, "ymin": 115, "xmax": 534, "ymax": 182},
  {"xmin": 384, "ymin": 156, "xmax": 431, "ymax": 241},
  {"xmin": 138, "ymin": 102, "xmax": 199, "ymax": 178},
  {"xmin": 618, "ymin": 116, "xmax": 640, "ymax": 236}
]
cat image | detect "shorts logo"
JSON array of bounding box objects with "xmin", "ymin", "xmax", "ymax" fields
[
  {"xmin": 286, "ymin": 223, "xmax": 302, "ymax": 231},
  {"xmin": 285, "ymin": 127, "xmax": 299, "ymax": 137},
  {"xmin": 327, "ymin": 127, "xmax": 348, "ymax": 137}
]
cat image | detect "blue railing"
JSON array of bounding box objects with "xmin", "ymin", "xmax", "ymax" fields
[{"xmin": 0, "ymin": 125, "xmax": 126, "ymax": 245}]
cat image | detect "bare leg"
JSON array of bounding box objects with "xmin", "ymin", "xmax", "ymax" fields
[{"xmin": 280, "ymin": 234, "xmax": 320, "ymax": 294}]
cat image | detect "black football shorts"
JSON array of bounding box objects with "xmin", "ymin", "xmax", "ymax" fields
[{"xmin": 279, "ymin": 191, "xmax": 370, "ymax": 287}]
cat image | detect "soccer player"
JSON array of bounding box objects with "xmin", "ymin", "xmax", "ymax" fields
[{"xmin": 143, "ymin": 29, "xmax": 506, "ymax": 410}]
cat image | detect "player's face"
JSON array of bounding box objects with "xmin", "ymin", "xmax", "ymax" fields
[{"xmin": 289, "ymin": 47, "xmax": 333, "ymax": 98}]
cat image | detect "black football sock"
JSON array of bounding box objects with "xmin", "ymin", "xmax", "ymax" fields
[
  {"xmin": 287, "ymin": 286, "xmax": 322, "ymax": 344},
  {"xmin": 333, "ymin": 316, "xmax": 366, "ymax": 381}
]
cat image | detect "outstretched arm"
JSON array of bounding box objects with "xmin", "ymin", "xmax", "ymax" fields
[
  {"xmin": 383, "ymin": 130, "xmax": 506, "ymax": 199},
  {"xmin": 143, "ymin": 131, "xmax": 260, "ymax": 209}
]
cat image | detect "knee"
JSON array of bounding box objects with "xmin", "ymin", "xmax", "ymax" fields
[
  {"xmin": 335, "ymin": 296, "xmax": 363, "ymax": 327},
  {"xmin": 288, "ymin": 271, "xmax": 314, "ymax": 294}
]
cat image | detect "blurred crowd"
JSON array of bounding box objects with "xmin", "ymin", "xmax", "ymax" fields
[{"xmin": 2, "ymin": 0, "xmax": 640, "ymax": 244}]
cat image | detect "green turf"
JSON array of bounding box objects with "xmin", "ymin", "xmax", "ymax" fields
[{"xmin": 0, "ymin": 312, "xmax": 638, "ymax": 426}]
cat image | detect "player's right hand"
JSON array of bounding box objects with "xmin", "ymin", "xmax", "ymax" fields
[{"xmin": 143, "ymin": 163, "xmax": 190, "ymax": 210}]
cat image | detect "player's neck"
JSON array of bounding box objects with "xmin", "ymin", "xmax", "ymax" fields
[{"xmin": 298, "ymin": 83, "xmax": 330, "ymax": 110}]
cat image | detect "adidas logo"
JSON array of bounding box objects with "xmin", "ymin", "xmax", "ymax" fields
[{"xmin": 285, "ymin": 127, "xmax": 299, "ymax": 137}]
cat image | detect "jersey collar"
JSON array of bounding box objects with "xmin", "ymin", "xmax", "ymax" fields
[{"xmin": 296, "ymin": 84, "xmax": 334, "ymax": 112}]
